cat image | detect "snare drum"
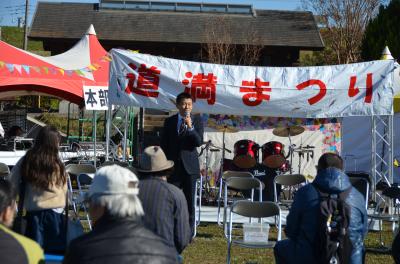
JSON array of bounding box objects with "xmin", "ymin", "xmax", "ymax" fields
[
  {"xmin": 233, "ymin": 140, "xmax": 259, "ymax": 169},
  {"xmin": 262, "ymin": 141, "xmax": 286, "ymax": 168}
]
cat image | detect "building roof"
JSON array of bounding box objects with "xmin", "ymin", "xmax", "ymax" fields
[{"xmin": 29, "ymin": 2, "xmax": 324, "ymax": 49}]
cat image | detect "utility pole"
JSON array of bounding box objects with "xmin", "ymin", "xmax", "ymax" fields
[{"xmin": 23, "ymin": 0, "xmax": 29, "ymax": 50}]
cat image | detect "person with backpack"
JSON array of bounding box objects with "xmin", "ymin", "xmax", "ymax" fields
[{"xmin": 274, "ymin": 153, "xmax": 368, "ymax": 264}]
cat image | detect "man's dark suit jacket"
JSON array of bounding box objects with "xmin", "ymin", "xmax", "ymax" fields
[{"xmin": 160, "ymin": 113, "xmax": 203, "ymax": 176}]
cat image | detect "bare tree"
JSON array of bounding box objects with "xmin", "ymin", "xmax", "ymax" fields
[
  {"xmin": 302, "ymin": 0, "xmax": 382, "ymax": 64},
  {"xmin": 201, "ymin": 16, "xmax": 263, "ymax": 66}
]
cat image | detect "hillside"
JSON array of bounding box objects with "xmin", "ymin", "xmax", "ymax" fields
[{"xmin": 1, "ymin": 26, "xmax": 49, "ymax": 55}]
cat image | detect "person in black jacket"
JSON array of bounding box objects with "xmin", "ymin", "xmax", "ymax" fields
[
  {"xmin": 160, "ymin": 92, "xmax": 204, "ymax": 235},
  {"xmin": 63, "ymin": 165, "xmax": 177, "ymax": 264}
]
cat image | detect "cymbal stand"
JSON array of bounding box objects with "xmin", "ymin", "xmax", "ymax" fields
[{"xmin": 287, "ymin": 134, "xmax": 296, "ymax": 174}]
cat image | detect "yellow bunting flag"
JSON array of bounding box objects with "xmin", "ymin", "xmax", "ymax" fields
[
  {"xmin": 0, "ymin": 61, "xmax": 4, "ymax": 68},
  {"xmin": 88, "ymin": 65, "xmax": 97, "ymax": 71},
  {"xmin": 394, "ymin": 159, "xmax": 399, "ymax": 167},
  {"xmin": 58, "ymin": 68, "xmax": 65, "ymax": 75}
]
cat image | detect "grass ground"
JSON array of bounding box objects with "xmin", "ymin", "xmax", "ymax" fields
[{"xmin": 182, "ymin": 223, "xmax": 396, "ymax": 264}]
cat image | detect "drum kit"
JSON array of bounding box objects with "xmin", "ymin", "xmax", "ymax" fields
[
  {"xmin": 201, "ymin": 125, "xmax": 315, "ymax": 176},
  {"xmin": 229, "ymin": 125, "xmax": 315, "ymax": 175},
  {"xmin": 199, "ymin": 125, "xmax": 316, "ymax": 202}
]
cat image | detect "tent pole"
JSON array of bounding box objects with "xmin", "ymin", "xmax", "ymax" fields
[
  {"xmin": 105, "ymin": 104, "xmax": 112, "ymax": 161},
  {"xmin": 93, "ymin": 110, "xmax": 97, "ymax": 167},
  {"xmin": 122, "ymin": 107, "xmax": 129, "ymax": 162}
]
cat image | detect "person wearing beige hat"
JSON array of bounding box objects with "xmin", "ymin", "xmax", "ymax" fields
[
  {"xmin": 64, "ymin": 165, "xmax": 177, "ymax": 264},
  {"xmin": 137, "ymin": 146, "xmax": 191, "ymax": 256}
]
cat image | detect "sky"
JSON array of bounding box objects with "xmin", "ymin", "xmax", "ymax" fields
[{"xmin": 0, "ymin": 0, "xmax": 304, "ymax": 27}]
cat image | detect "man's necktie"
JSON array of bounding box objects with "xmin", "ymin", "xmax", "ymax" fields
[{"xmin": 179, "ymin": 119, "xmax": 186, "ymax": 135}]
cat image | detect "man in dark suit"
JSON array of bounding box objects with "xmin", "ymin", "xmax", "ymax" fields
[{"xmin": 161, "ymin": 92, "xmax": 204, "ymax": 235}]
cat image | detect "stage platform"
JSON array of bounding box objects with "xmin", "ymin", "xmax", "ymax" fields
[{"xmin": 195, "ymin": 205, "xmax": 288, "ymax": 225}]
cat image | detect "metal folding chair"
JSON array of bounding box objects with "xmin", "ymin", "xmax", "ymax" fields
[
  {"xmin": 217, "ymin": 171, "xmax": 253, "ymax": 225},
  {"xmin": 349, "ymin": 177, "xmax": 369, "ymax": 209},
  {"xmin": 77, "ymin": 173, "xmax": 94, "ymax": 230},
  {"xmin": 223, "ymin": 177, "xmax": 264, "ymax": 237},
  {"xmin": 226, "ymin": 201, "xmax": 282, "ymax": 264},
  {"xmin": 65, "ymin": 164, "xmax": 96, "ymax": 213},
  {"xmin": 274, "ymin": 174, "xmax": 306, "ymax": 208}
]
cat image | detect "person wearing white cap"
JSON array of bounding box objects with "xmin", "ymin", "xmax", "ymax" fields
[
  {"xmin": 136, "ymin": 146, "xmax": 191, "ymax": 255},
  {"xmin": 63, "ymin": 165, "xmax": 177, "ymax": 264}
]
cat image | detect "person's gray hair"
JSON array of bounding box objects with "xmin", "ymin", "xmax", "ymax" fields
[{"xmin": 90, "ymin": 193, "xmax": 144, "ymax": 217}]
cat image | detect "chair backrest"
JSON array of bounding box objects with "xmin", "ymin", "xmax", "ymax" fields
[
  {"xmin": 274, "ymin": 174, "xmax": 306, "ymax": 186},
  {"xmin": 77, "ymin": 173, "xmax": 93, "ymax": 186},
  {"xmin": 0, "ymin": 162, "xmax": 10, "ymax": 178},
  {"xmin": 223, "ymin": 170, "xmax": 253, "ymax": 180},
  {"xmin": 65, "ymin": 164, "xmax": 96, "ymax": 176},
  {"xmin": 226, "ymin": 177, "xmax": 264, "ymax": 191},
  {"xmin": 231, "ymin": 200, "xmax": 280, "ymax": 219},
  {"xmin": 349, "ymin": 177, "xmax": 369, "ymax": 209}
]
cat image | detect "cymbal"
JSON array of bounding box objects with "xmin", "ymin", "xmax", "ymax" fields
[
  {"xmin": 273, "ymin": 126, "xmax": 305, "ymax": 137},
  {"xmin": 215, "ymin": 125, "xmax": 238, "ymax": 133}
]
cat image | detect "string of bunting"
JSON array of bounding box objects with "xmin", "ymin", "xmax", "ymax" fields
[{"xmin": 0, "ymin": 53, "xmax": 112, "ymax": 76}]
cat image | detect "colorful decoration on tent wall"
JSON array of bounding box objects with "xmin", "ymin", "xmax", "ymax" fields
[
  {"xmin": 201, "ymin": 114, "xmax": 341, "ymax": 153},
  {"xmin": 0, "ymin": 54, "xmax": 112, "ymax": 77}
]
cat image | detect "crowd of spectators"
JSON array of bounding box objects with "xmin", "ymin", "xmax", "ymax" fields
[{"xmin": 0, "ymin": 125, "xmax": 399, "ymax": 264}]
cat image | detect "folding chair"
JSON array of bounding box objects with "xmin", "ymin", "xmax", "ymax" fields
[
  {"xmin": 226, "ymin": 200, "xmax": 282, "ymax": 264},
  {"xmin": 77, "ymin": 173, "xmax": 94, "ymax": 230},
  {"xmin": 65, "ymin": 164, "xmax": 96, "ymax": 213},
  {"xmin": 349, "ymin": 177, "xmax": 369, "ymax": 209},
  {"xmin": 368, "ymin": 186, "xmax": 400, "ymax": 252},
  {"xmin": 223, "ymin": 177, "xmax": 264, "ymax": 237},
  {"xmin": 217, "ymin": 171, "xmax": 253, "ymax": 225},
  {"xmin": 0, "ymin": 162, "xmax": 10, "ymax": 180},
  {"xmin": 274, "ymin": 174, "xmax": 306, "ymax": 208}
]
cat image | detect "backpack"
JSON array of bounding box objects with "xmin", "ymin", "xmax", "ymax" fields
[{"xmin": 313, "ymin": 183, "xmax": 353, "ymax": 264}]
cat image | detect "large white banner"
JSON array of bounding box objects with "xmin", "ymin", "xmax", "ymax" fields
[{"xmin": 109, "ymin": 49, "xmax": 397, "ymax": 118}]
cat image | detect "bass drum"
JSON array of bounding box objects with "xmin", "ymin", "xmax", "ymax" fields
[
  {"xmin": 262, "ymin": 141, "xmax": 286, "ymax": 168},
  {"xmin": 233, "ymin": 140, "xmax": 259, "ymax": 169}
]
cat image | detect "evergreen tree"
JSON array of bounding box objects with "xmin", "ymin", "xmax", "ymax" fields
[{"xmin": 361, "ymin": 0, "xmax": 400, "ymax": 61}]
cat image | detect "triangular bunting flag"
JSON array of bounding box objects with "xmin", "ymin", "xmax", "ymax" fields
[
  {"xmin": 88, "ymin": 65, "xmax": 97, "ymax": 71},
  {"xmin": 65, "ymin": 70, "xmax": 73, "ymax": 76},
  {"xmin": 32, "ymin": 66, "xmax": 41, "ymax": 73},
  {"xmin": 22, "ymin": 65, "xmax": 30, "ymax": 74},
  {"xmin": 58, "ymin": 68, "xmax": 65, "ymax": 75},
  {"xmin": 93, "ymin": 63, "xmax": 100, "ymax": 68},
  {"xmin": 49, "ymin": 67, "xmax": 57, "ymax": 75},
  {"xmin": 75, "ymin": 69, "xmax": 84, "ymax": 76},
  {"xmin": 14, "ymin": 64, "xmax": 22, "ymax": 74},
  {"xmin": 6, "ymin": 63, "xmax": 14, "ymax": 73},
  {"xmin": 42, "ymin": 66, "xmax": 49, "ymax": 74},
  {"xmin": 0, "ymin": 61, "xmax": 5, "ymax": 68}
]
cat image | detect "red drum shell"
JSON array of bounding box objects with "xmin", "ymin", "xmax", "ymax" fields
[
  {"xmin": 279, "ymin": 160, "xmax": 291, "ymax": 173},
  {"xmin": 262, "ymin": 141, "xmax": 286, "ymax": 168},
  {"xmin": 233, "ymin": 140, "xmax": 259, "ymax": 169}
]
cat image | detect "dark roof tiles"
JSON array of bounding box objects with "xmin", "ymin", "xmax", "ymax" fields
[{"xmin": 29, "ymin": 2, "xmax": 323, "ymax": 48}]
